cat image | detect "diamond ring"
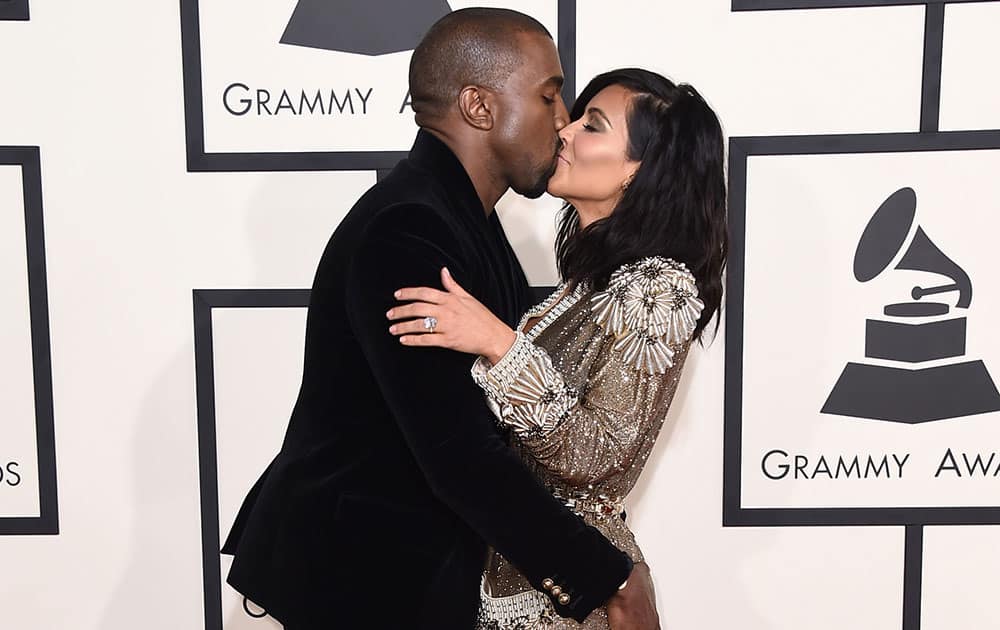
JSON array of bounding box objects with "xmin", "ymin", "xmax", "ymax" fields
[{"xmin": 423, "ymin": 316, "xmax": 438, "ymax": 333}]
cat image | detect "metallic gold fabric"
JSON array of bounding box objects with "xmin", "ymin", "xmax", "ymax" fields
[{"xmin": 473, "ymin": 257, "xmax": 699, "ymax": 629}]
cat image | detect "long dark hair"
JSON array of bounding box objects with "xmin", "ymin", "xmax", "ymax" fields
[{"xmin": 555, "ymin": 68, "xmax": 727, "ymax": 341}]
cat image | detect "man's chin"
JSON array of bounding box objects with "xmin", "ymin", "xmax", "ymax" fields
[
  {"xmin": 515, "ymin": 163, "xmax": 558, "ymax": 199},
  {"xmin": 513, "ymin": 176, "xmax": 551, "ymax": 199},
  {"xmin": 516, "ymin": 185, "xmax": 548, "ymax": 200}
]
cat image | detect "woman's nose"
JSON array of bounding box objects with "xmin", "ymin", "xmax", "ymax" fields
[
  {"xmin": 557, "ymin": 130, "xmax": 570, "ymax": 154},
  {"xmin": 558, "ymin": 121, "xmax": 577, "ymax": 147}
]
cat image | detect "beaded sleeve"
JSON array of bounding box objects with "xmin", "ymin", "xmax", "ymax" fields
[
  {"xmin": 472, "ymin": 257, "xmax": 703, "ymax": 482},
  {"xmin": 472, "ymin": 331, "xmax": 577, "ymax": 436}
]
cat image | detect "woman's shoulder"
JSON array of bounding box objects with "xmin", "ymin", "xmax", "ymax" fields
[
  {"xmin": 588, "ymin": 256, "xmax": 704, "ymax": 374},
  {"xmin": 608, "ymin": 256, "xmax": 697, "ymax": 291}
]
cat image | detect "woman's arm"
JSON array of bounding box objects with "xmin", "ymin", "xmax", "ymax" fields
[
  {"xmin": 473, "ymin": 332, "xmax": 689, "ymax": 485},
  {"xmin": 390, "ymin": 256, "xmax": 704, "ymax": 485},
  {"xmin": 387, "ymin": 266, "xmax": 519, "ymax": 364}
]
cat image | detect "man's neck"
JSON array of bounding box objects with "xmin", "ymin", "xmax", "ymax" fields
[{"xmin": 422, "ymin": 127, "xmax": 506, "ymax": 215}]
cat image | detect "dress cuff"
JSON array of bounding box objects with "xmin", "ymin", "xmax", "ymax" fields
[
  {"xmin": 471, "ymin": 331, "xmax": 535, "ymax": 404},
  {"xmin": 472, "ymin": 332, "xmax": 578, "ymax": 437}
]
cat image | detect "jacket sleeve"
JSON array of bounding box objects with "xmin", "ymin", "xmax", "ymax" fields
[
  {"xmin": 471, "ymin": 256, "xmax": 704, "ymax": 485},
  {"xmin": 344, "ymin": 204, "xmax": 631, "ymax": 621}
]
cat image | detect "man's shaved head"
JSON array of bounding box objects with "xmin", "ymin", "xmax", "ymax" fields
[{"xmin": 408, "ymin": 8, "xmax": 552, "ymax": 118}]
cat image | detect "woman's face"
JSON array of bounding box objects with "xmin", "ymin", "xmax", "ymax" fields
[{"xmin": 547, "ymin": 84, "xmax": 640, "ymax": 225}]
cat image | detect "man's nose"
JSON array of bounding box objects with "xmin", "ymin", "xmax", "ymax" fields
[{"xmin": 554, "ymin": 94, "xmax": 570, "ymax": 130}]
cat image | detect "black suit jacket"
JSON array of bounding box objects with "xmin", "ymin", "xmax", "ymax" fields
[{"xmin": 221, "ymin": 130, "xmax": 632, "ymax": 629}]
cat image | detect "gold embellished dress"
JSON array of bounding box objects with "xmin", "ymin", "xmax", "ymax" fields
[{"xmin": 471, "ymin": 256, "xmax": 704, "ymax": 629}]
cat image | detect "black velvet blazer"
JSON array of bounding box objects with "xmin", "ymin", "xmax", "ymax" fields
[{"xmin": 221, "ymin": 130, "xmax": 632, "ymax": 629}]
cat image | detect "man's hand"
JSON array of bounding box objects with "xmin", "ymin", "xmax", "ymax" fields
[{"xmin": 606, "ymin": 562, "xmax": 660, "ymax": 630}]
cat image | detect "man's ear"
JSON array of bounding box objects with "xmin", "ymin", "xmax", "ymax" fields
[{"xmin": 457, "ymin": 85, "xmax": 494, "ymax": 131}]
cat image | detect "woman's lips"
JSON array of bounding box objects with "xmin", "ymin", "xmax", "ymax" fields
[{"xmin": 558, "ymin": 154, "xmax": 571, "ymax": 165}]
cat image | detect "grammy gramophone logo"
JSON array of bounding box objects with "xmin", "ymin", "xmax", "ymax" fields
[
  {"xmin": 821, "ymin": 187, "xmax": 1000, "ymax": 423},
  {"xmin": 280, "ymin": 0, "xmax": 452, "ymax": 55}
]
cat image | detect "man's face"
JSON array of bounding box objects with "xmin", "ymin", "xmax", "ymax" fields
[{"xmin": 489, "ymin": 32, "xmax": 569, "ymax": 199}]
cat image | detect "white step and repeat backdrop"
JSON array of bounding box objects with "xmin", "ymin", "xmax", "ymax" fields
[{"xmin": 2, "ymin": 1, "xmax": 1000, "ymax": 629}]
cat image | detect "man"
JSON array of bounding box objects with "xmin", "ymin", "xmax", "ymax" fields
[{"xmin": 222, "ymin": 8, "xmax": 659, "ymax": 629}]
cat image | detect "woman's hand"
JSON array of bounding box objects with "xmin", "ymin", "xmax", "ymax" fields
[{"xmin": 387, "ymin": 267, "xmax": 518, "ymax": 364}]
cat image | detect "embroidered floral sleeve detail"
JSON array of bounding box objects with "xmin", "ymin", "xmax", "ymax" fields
[
  {"xmin": 590, "ymin": 256, "xmax": 704, "ymax": 374},
  {"xmin": 472, "ymin": 332, "xmax": 578, "ymax": 437}
]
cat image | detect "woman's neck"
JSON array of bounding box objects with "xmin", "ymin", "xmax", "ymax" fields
[{"xmin": 573, "ymin": 198, "xmax": 619, "ymax": 229}]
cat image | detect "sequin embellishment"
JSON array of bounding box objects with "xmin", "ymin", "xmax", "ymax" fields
[{"xmin": 590, "ymin": 257, "xmax": 703, "ymax": 374}]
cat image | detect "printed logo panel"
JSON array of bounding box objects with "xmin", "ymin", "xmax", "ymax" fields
[
  {"xmin": 0, "ymin": 147, "xmax": 56, "ymax": 535},
  {"xmin": 184, "ymin": 0, "xmax": 561, "ymax": 166},
  {"xmin": 0, "ymin": 164, "xmax": 39, "ymax": 520},
  {"xmin": 734, "ymin": 142, "xmax": 1000, "ymax": 513}
]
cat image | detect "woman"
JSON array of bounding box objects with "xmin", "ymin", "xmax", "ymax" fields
[{"xmin": 386, "ymin": 68, "xmax": 727, "ymax": 629}]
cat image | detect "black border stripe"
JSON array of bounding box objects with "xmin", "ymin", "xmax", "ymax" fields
[
  {"xmin": 725, "ymin": 506, "xmax": 1000, "ymax": 527},
  {"xmin": 722, "ymin": 138, "xmax": 749, "ymax": 528},
  {"xmin": 558, "ymin": 0, "xmax": 577, "ymax": 107},
  {"xmin": 920, "ymin": 3, "xmax": 946, "ymax": 132},
  {"xmin": 0, "ymin": 146, "xmax": 58, "ymax": 535},
  {"xmin": 734, "ymin": 0, "xmax": 991, "ymax": 10},
  {"xmin": 727, "ymin": 129, "xmax": 1000, "ymax": 155},
  {"xmin": 179, "ymin": 0, "xmax": 206, "ymax": 171},
  {"xmin": 903, "ymin": 525, "xmax": 924, "ymax": 630},
  {"xmin": 189, "ymin": 151, "xmax": 409, "ymax": 174},
  {"xmin": 192, "ymin": 291, "xmax": 221, "ymax": 630}
]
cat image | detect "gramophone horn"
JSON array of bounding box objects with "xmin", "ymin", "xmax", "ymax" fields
[{"xmin": 854, "ymin": 188, "xmax": 916, "ymax": 282}]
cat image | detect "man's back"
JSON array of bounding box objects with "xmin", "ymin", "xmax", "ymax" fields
[{"xmin": 222, "ymin": 131, "xmax": 532, "ymax": 628}]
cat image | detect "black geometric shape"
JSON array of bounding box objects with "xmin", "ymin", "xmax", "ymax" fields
[
  {"xmin": 0, "ymin": 146, "xmax": 58, "ymax": 535},
  {"xmin": 884, "ymin": 302, "xmax": 949, "ymax": 317},
  {"xmin": 280, "ymin": 0, "xmax": 452, "ymax": 55},
  {"xmin": 854, "ymin": 187, "xmax": 915, "ymax": 283},
  {"xmin": 864, "ymin": 317, "xmax": 965, "ymax": 361},
  {"xmin": 0, "ymin": 0, "xmax": 29, "ymax": 21},
  {"xmin": 822, "ymin": 359, "xmax": 1000, "ymax": 422}
]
